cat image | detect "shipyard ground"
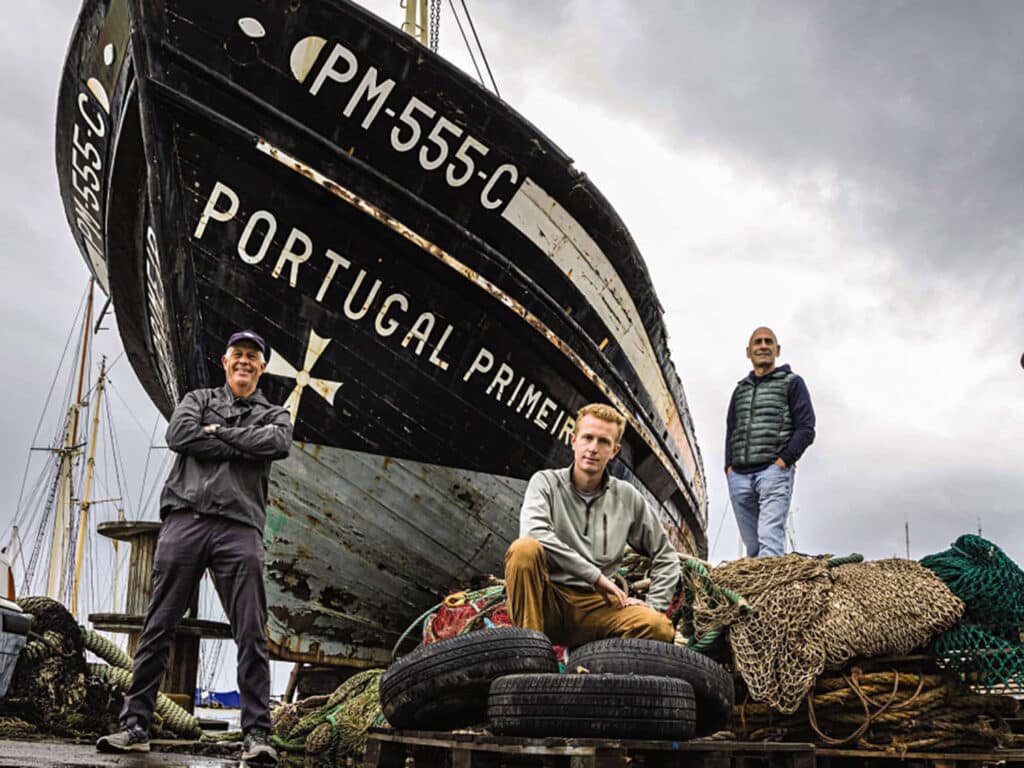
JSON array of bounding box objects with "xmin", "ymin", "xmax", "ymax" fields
[{"xmin": 0, "ymin": 737, "xmax": 286, "ymax": 767}]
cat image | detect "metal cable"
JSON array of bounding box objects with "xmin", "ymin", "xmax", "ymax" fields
[
  {"xmin": 459, "ymin": 0, "xmax": 500, "ymax": 97},
  {"xmin": 447, "ymin": 0, "xmax": 485, "ymax": 87}
]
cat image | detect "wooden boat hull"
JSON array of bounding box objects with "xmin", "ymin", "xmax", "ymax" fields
[{"xmin": 56, "ymin": 0, "xmax": 708, "ymax": 664}]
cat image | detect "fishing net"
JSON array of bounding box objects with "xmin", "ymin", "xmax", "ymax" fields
[
  {"xmin": 420, "ymin": 585, "xmax": 510, "ymax": 644},
  {"xmin": 272, "ymin": 668, "xmax": 385, "ymax": 766},
  {"xmin": 679, "ymin": 555, "xmax": 963, "ymax": 714},
  {"xmin": 809, "ymin": 559, "xmax": 964, "ymax": 670},
  {"xmin": 0, "ymin": 596, "xmax": 203, "ymax": 740},
  {"xmin": 922, "ymin": 535, "xmax": 1024, "ymax": 693}
]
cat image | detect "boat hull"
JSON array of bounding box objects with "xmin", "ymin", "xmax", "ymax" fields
[{"xmin": 57, "ymin": 0, "xmax": 708, "ymax": 663}]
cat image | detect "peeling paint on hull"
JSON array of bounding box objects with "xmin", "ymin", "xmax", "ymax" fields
[{"xmin": 55, "ymin": 0, "xmax": 708, "ymax": 664}]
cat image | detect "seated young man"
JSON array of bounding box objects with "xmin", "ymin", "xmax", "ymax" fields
[{"xmin": 505, "ymin": 403, "xmax": 679, "ymax": 647}]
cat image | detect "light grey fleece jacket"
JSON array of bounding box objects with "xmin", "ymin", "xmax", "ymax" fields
[{"xmin": 519, "ymin": 466, "xmax": 681, "ymax": 611}]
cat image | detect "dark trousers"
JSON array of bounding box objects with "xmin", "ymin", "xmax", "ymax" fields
[{"xmin": 121, "ymin": 511, "xmax": 271, "ymax": 733}]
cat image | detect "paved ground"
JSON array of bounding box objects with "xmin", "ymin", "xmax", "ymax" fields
[{"xmin": 0, "ymin": 738, "xmax": 298, "ymax": 767}]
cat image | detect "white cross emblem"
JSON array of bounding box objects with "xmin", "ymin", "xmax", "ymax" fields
[{"xmin": 265, "ymin": 329, "xmax": 342, "ymax": 423}]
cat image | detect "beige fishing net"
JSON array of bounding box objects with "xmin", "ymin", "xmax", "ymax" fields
[{"xmin": 680, "ymin": 555, "xmax": 964, "ymax": 714}]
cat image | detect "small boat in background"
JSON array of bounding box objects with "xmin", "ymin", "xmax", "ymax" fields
[{"xmin": 55, "ymin": 0, "xmax": 708, "ymax": 667}]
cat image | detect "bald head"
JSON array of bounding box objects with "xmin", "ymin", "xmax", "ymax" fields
[
  {"xmin": 748, "ymin": 326, "xmax": 777, "ymax": 346},
  {"xmin": 746, "ymin": 327, "xmax": 780, "ymax": 375}
]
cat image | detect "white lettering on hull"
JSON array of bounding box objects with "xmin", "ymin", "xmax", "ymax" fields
[
  {"xmin": 292, "ymin": 37, "xmax": 520, "ymax": 212},
  {"xmin": 68, "ymin": 89, "xmax": 109, "ymax": 290},
  {"xmin": 244, "ymin": 141, "xmax": 690, "ymax": 491},
  {"xmin": 191, "ymin": 179, "xmax": 571, "ymax": 444}
]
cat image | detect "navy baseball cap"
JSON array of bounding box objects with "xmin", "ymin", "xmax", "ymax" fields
[{"xmin": 226, "ymin": 330, "xmax": 269, "ymax": 361}]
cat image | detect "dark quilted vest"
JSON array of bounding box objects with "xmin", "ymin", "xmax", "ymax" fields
[{"xmin": 729, "ymin": 370, "xmax": 795, "ymax": 468}]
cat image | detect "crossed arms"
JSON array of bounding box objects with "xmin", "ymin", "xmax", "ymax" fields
[{"xmin": 165, "ymin": 390, "xmax": 292, "ymax": 461}]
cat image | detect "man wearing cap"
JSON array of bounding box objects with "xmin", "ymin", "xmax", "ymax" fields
[{"xmin": 98, "ymin": 331, "xmax": 292, "ymax": 765}]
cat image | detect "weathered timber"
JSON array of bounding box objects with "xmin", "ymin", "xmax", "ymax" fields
[
  {"xmin": 363, "ymin": 732, "xmax": 1024, "ymax": 768},
  {"xmin": 363, "ymin": 730, "xmax": 816, "ymax": 768}
]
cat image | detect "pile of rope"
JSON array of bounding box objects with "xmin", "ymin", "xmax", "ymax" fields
[
  {"xmin": 922, "ymin": 535, "xmax": 1024, "ymax": 693},
  {"xmin": 0, "ymin": 596, "xmax": 200, "ymax": 740},
  {"xmin": 0, "ymin": 596, "xmax": 116, "ymax": 738},
  {"xmin": 733, "ymin": 664, "xmax": 1022, "ymax": 752},
  {"xmin": 271, "ymin": 669, "xmax": 385, "ymax": 766},
  {"xmin": 679, "ymin": 554, "xmax": 963, "ymax": 714}
]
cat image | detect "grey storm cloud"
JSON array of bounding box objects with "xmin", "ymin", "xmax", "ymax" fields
[{"xmin": 482, "ymin": 0, "xmax": 1024, "ymax": 296}]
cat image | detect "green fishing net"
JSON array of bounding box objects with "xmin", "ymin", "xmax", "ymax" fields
[{"xmin": 922, "ymin": 534, "xmax": 1024, "ymax": 693}]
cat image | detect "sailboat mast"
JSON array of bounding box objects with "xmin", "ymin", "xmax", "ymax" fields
[
  {"xmin": 402, "ymin": 0, "xmax": 429, "ymax": 46},
  {"xmin": 71, "ymin": 356, "xmax": 106, "ymax": 617},
  {"xmin": 45, "ymin": 405, "xmax": 78, "ymax": 598},
  {"xmin": 44, "ymin": 279, "xmax": 94, "ymax": 600}
]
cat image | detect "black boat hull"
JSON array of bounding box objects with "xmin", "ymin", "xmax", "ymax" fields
[{"xmin": 57, "ymin": 0, "xmax": 707, "ymax": 663}]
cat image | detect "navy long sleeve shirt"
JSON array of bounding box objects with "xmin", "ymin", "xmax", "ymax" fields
[{"xmin": 725, "ymin": 364, "xmax": 816, "ymax": 473}]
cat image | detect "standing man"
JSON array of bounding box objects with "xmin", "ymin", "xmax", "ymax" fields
[
  {"xmin": 726, "ymin": 327, "xmax": 815, "ymax": 558},
  {"xmin": 98, "ymin": 330, "xmax": 292, "ymax": 765},
  {"xmin": 505, "ymin": 403, "xmax": 680, "ymax": 647}
]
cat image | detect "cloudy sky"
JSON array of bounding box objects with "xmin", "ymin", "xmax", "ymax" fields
[{"xmin": 1, "ymin": 1, "xmax": 1021, "ymax": 687}]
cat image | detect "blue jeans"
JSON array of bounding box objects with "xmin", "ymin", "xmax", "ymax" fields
[{"xmin": 727, "ymin": 464, "xmax": 795, "ymax": 557}]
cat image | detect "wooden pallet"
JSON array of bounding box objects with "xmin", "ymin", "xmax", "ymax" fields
[
  {"xmin": 817, "ymin": 747, "xmax": 1024, "ymax": 768},
  {"xmin": 362, "ymin": 729, "xmax": 816, "ymax": 768},
  {"xmin": 362, "ymin": 731, "xmax": 1024, "ymax": 768}
]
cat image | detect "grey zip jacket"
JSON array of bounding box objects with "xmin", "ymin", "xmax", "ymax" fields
[
  {"xmin": 519, "ymin": 466, "xmax": 681, "ymax": 611},
  {"xmin": 160, "ymin": 385, "xmax": 292, "ymax": 531}
]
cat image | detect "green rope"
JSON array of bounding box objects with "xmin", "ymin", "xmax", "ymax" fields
[
  {"xmin": 675, "ymin": 557, "xmax": 752, "ymax": 650},
  {"xmin": 392, "ymin": 584, "xmax": 507, "ymax": 657},
  {"xmin": 81, "ymin": 627, "xmax": 132, "ymax": 670},
  {"xmin": 826, "ymin": 553, "xmax": 864, "ymax": 567},
  {"xmin": 88, "ymin": 663, "xmax": 201, "ymax": 738},
  {"xmin": 391, "ymin": 600, "xmax": 445, "ymax": 658}
]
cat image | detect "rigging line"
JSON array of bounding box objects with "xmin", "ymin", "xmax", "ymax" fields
[
  {"xmin": 7, "ymin": 287, "xmax": 90, "ymax": 543},
  {"xmin": 139, "ymin": 451, "xmax": 171, "ymax": 519},
  {"xmin": 106, "ymin": 377, "xmax": 158, "ymax": 441},
  {"xmin": 137, "ymin": 414, "xmax": 162, "ymax": 519},
  {"xmin": 4, "ymin": 458, "xmax": 53, "ymax": 539},
  {"xmin": 459, "ymin": 0, "xmax": 500, "ymax": 98},
  {"xmin": 446, "ymin": 0, "xmax": 486, "ymax": 88},
  {"xmin": 103, "ymin": 350, "xmax": 125, "ymax": 374},
  {"xmin": 105, "ymin": 398, "xmax": 134, "ymax": 518},
  {"xmin": 708, "ymin": 497, "xmax": 730, "ymax": 561}
]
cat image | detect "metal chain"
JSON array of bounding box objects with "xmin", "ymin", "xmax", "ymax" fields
[{"xmin": 429, "ymin": 0, "xmax": 441, "ymax": 52}]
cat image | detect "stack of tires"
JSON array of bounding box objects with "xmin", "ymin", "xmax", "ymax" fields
[{"xmin": 379, "ymin": 628, "xmax": 734, "ymax": 740}]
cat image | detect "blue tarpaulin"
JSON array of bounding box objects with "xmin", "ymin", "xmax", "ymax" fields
[{"xmin": 194, "ymin": 688, "xmax": 241, "ymax": 708}]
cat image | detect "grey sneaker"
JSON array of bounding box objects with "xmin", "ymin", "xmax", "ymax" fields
[
  {"xmin": 96, "ymin": 717, "xmax": 150, "ymax": 753},
  {"xmin": 241, "ymin": 727, "xmax": 278, "ymax": 765}
]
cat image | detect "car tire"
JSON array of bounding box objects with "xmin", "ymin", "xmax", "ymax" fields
[
  {"xmin": 379, "ymin": 627, "xmax": 558, "ymax": 730},
  {"xmin": 569, "ymin": 638, "xmax": 734, "ymax": 734},
  {"xmin": 488, "ymin": 673, "xmax": 696, "ymax": 740}
]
